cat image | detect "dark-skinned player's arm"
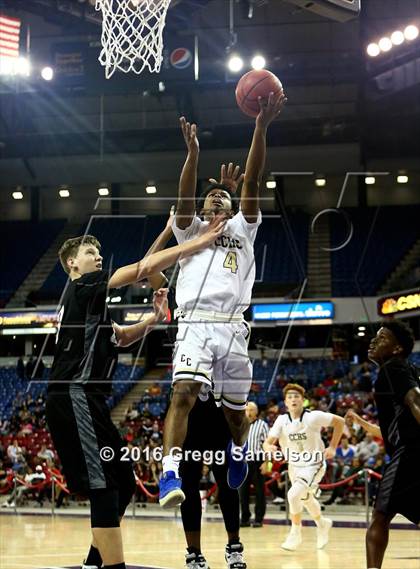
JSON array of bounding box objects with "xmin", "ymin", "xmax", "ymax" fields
[
  {"xmin": 112, "ymin": 288, "xmax": 168, "ymax": 347},
  {"xmin": 345, "ymin": 409, "xmax": 382, "ymax": 439},
  {"xmin": 108, "ymin": 214, "xmax": 226, "ymax": 290},
  {"xmin": 144, "ymin": 207, "xmax": 175, "ymax": 290},
  {"xmin": 176, "ymin": 117, "xmax": 199, "ymax": 230},
  {"xmin": 241, "ymin": 91, "xmax": 287, "ymax": 223},
  {"xmin": 405, "ymin": 387, "xmax": 420, "ymax": 424},
  {"xmin": 324, "ymin": 415, "xmax": 345, "ymax": 460}
]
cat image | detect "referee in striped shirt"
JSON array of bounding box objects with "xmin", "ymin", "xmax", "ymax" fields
[{"xmin": 240, "ymin": 402, "xmax": 269, "ymax": 528}]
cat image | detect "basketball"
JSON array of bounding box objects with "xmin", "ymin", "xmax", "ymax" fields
[{"xmin": 235, "ymin": 69, "xmax": 283, "ymax": 117}]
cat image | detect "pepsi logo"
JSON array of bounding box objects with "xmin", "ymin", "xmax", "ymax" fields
[{"xmin": 170, "ymin": 47, "xmax": 193, "ymax": 70}]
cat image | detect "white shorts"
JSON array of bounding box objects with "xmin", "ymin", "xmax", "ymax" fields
[
  {"xmin": 288, "ymin": 462, "xmax": 326, "ymax": 495},
  {"xmin": 172, "ymin": 313, "xmax": 252, "ymax": 411}
]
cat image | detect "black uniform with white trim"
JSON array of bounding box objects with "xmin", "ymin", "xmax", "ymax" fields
[
  {"xmin": 373, "ymin": 358, "xmax": 420, "ymax": 524},
  {"xmin": 46, "ymin": 269, "xmax": 134, "ymax": 494}
]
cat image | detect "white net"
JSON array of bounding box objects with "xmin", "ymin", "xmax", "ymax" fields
[{"xmin": 95, "ymin": 0, "xmax": 172, "ymax": 79}]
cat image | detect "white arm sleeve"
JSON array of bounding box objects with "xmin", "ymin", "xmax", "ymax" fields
[{"xmin": 171, "ymin": 215, "xmax": 203, "ymax": 244}]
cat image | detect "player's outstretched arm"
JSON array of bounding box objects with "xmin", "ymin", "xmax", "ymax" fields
[
  {"xmin": 324, "ymin": 415, "xmax": 345, "ymax": 460},
  {"xmin": 145, "ymin": 207, "xmax": 175, "ymax": 290},
  {"xmin": 176, "ymin": 117, "xmax": 199, "ymax": 230},
  {"xmin": 108, "ymin": 214, "xmax": 226, "ymax": 289},
  {"xmin": 241, "ymin": 91, "xmax": 287, "ymax": 223},
  {"xmin": 345, "ymin": 410, "xmax": 382, "ymax": 439},
  {"xmin": 404, "ymin": 387, "xmax": 420, "ymax": 425},
  {"xmin": 113, "ymin": 289, "xmax": 168, "ymax": 347}
]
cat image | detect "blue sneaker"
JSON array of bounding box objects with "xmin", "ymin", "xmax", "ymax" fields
[
  {"xmin": 159, "ymin": 471, "xmax": 185, "ymax": 508},
  {"xmin": 226, "ymin": 441, "xmax": 249, "ymax": 490}
]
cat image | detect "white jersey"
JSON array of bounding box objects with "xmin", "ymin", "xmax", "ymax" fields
[
  {"xmin": 269, "ymin": 409, "xmax": 334, "ymax": 467},
  {"xmin": 172, "ymin": 210, "xmax": 262, "ymax": 315}
]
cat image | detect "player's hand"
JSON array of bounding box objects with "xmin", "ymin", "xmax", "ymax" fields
[
  {"xmin": 256, "ymin": 91, "xmax": 288, "ymax": 129},
  {"xmin": 324, "ymin": 446, "xmax": 336, "ymax": 461},
  {"xmin": 165, "ymin": 205, "xmax": 175, "ymax": 231},
  {"xmin": 180, "ymin": 116, "xmax": 199, "ymax": 155},
  {"xmin": 209, "ymin": 163, "xmax": 244, "ymax": 194},
  {"xmin": 345, "ymin": 409, "xmax": 359, "ymax": 424},
  {"xmin": 197, "ymin": 213, "xmax": 227, "ymax": 247},
  {"xmin": 153, "ymin": 288, "xmax": 168, "ymax": 321}
]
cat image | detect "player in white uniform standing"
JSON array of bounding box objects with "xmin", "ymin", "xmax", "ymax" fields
[
  {"xmin": 159, "ymin": 91, "xmax": 288, "ymax": 508},
  {"xmin": 263, "ymin": 384, "xmax": 345, "ymax": 551}
]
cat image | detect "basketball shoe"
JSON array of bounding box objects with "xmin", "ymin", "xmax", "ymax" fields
[
  {"xmin": 281, "ymin": 525, "xmax": 302, "ymax": 551},
  {"xmin": 185, "ymin": 551, "xmax": 210, "ymax": 568},
  {"xmin": 159, "ymin": 470, "xmax": 185, "ymax": 508},
  {"xmin": 225, "ymin": 542, "xmax": 247, "ymax": 568},
  {"xmin": 316, "ymin": 517, "xmax": 332, "ymax": 549}
]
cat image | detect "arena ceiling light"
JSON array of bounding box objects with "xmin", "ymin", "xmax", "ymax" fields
[
  {"xmin": 404, "ymin": 24, "xmax": 419, "ymax": 41},
  {"xmin": 365, "ymin": 176, "xmax": 375, "ymax": 185},
  {"xmin": 227, "ymin": 55, "xmax": 244, "ymax": 73},
  {"xmin": 110, "ymin": 296, "xmax": 122, "ymax": 303},
  {"xmin": 146, "ymin": 183, "xmax": 157, "ymax": 194},
  {"xmin": 266, "ymin": 178, "xmax": 276, "ymax": 189},
  {"xmin": 251, "ymin": 54, "xmax": 266, "ymax": 70},
  {"xmin": 367, "ymin": 23, "xmax": 419, "ymax": 57},
  {"xmin": 397, "ymin": 174, "xmax": 408, "ymax": 184},
  {"xmin": 357, "ymin": 331, "xmax": 366, "ymax": 337},
  {"xmin": 98, "ymin": 184, "xmax": 109, "ymax": 196},
  {"xmin": 358, "ymin": 326, "xmax": 366, "ymax": 331},
  {"xmin": 366, "ymin": 43, "xmax": 380, "ymax": 57},
  {"xmin": 391, "ymin": 30, "xmax": 405, "ymax": 45},
  {"xmin": 59, "ymin": 187, "xmax": 70, "ymax": 198},
  {"xmin": 41, "ymin": 66, "xmax": 54, "ymax": 81},
  {"xmin": 12, "ymin": 190, "xmax": 23, "ymax": 200},
  {"xmin": 315, "ymin": 177, "xmax": 326, "ymax": 187},
  {"xmin": 378, "ymin": 37, "xmax": 392, "ymax": 52}
]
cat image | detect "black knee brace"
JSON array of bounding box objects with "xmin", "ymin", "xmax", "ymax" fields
[{"xmin": 89, "ymin": 488, "xmax": 120, "ymax": 528}]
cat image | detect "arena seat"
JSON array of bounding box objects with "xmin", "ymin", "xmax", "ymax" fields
[
  {"xmin": 331, "ymin": 206, "xmax": 420, "ymax": 297},
  {"xmin": 0, "ymin": 219, "xmax": 66, "ymax": 305}
]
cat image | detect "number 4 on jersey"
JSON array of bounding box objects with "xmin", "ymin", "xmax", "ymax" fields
[{"xmin": 223, "ymin": 251, "xmax": 238, "ymax": 274}]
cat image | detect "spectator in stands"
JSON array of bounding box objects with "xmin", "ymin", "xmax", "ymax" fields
[
  {"xmin": 7, "ymin": 440, "xmax": 26, "ymax": 472},
  {"xmin": 0, "ymin": 459, "xmax": 8, "ymax": 491},
  {"xmin": 141, "ymin": 417, "xmax": 153, "ymax": 438},
  {"xmin": 150, "ymin": 421, "xmax": 162, "ymax": 443},
  {"xmin": 20, "ymin": 420, "xmax": 34, "ymax": 436},
  {"xmin": 355, "ymin": 433, "xmax": 379, "ymax": 461},
  {"xmin": 2, "ymin": 465, "xmax": 46, "ymax": 508},
  {"xmin": 125, "ymin": 404, "xmax": 139, "ymax": 421},
  {"xmin": 16, "ymin": 356, "xmax": 25, "ymax": 380},
  {"xmin": 336, "ymin": 437, "xmax": 355, "ymax": 465},
  {"xmin": 357, "ymin": 361, "xmax": 373, "ymax": 392},
  {"xmin": 323, "ymin": 457, "xmax": 364, "ymax": 506},
  {"xmin": 37, "ymin": 444, "xmax": 55, "ymax": 466},
  {"xmin": 25, "ymin": 357, "xmax": 35, "ymax": 380},
  {"xmin": 149, "ymin": 382, "xmax": 162, "ymax": 397},
  {"xmin": 33, "ymin": 357, "xmax": 45, "ymax": 380}
]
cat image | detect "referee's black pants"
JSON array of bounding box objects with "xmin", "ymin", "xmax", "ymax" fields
[{"xmin": 239, "ymin": 460, "xmax": 266, "ymax": 524}]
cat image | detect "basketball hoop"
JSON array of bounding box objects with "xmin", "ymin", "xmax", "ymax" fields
[{"xmin": 95, "ymin": 0, "xmax": 172, "ymax": 79}]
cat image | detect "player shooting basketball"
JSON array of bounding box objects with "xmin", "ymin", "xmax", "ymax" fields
[{"xmin": 159, "ymin": 90, "xmax": 287, "ymax": 509}]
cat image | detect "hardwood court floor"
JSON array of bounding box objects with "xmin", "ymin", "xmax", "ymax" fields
[{"xmin": 0, "ymin": 514, "xmax": 419, "ymax": 569}]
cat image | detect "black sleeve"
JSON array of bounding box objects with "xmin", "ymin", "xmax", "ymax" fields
[{"xmin": 386, "ymin": 359, "xmax": 419, "ymax": 404}]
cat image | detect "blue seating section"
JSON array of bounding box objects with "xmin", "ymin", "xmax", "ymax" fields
[
  {"xmin": 0, "ymin": 364, "xmax": 144, "ymax": 421},
  {"xmin": 0, "ymin": 219, "xmax": 66, "ymax": 304},
  {"xmin": 254, "ymin": 212, "xmax": 308, "ymax": 284},
  {"xmin": 331, "ymin": 206, "xmax": 420, "ymax": 297}
]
